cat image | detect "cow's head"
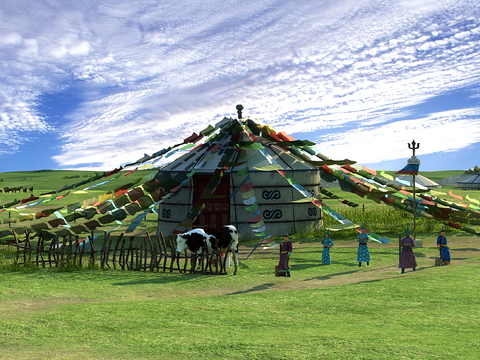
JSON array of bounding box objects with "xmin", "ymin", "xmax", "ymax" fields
[
  {"xmin": 175, "ymin": 234, "xmax": 188, "ymax": 254},
  {"xmin": 224, "ymin": 225, "xmax": 239, "ymax": 245}
]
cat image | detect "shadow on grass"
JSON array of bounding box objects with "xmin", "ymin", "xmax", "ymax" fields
[
  {"xmin": 300, "ymin": 270, "xmax": 359, "ymax": 282},
  {"xmin": 111, "ymin": 272, "xmax": 220, "ymax": 286},
  {"xmin": 225, "ymin": 283, "xmax": 276, "ymax": 295}
]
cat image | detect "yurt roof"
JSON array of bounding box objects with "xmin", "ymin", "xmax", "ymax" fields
[
  {"xmin": 458, "ymin": 173, "xmax": 480, "ymax": 184},
  {"xmin": 391, "ymin": 174, "xmax": 441, "ymax": 189},
  {"xmin": 157, "ymin": 118, "xmax": 321, "ymax": 175}
]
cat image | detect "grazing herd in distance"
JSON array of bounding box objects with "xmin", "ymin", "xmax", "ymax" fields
[{"xmin": 1, "ymin": 186, "xmax": 34, "ymax": 193}]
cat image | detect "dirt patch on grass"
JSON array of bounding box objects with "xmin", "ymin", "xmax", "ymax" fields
[{"xmin": 231, "ymin": 235, "xmax": 480, "ymax": 294}]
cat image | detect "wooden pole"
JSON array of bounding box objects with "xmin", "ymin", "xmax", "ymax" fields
[
  {"xmin": 100, "ymin": 232, "xmax": 108, "ymax": 270},
  {"xmin": 89, "ymin": 232, "xmax": 95, "ymax": 267},
  {"xmin": 12, "ymin": 230, "xmax": 19, "ymax": 264},
  {"xmin": 112, "ymin": 233, "xmax": 123, "ymax": 270},
  {"xmin": 73, "ymin": 237, "xmax": 79, "ymax": 266},
  {"xmin": 119, "ymin": 235, "xmax": 127, "ymax": 270},
  {"xmin": 160, "ymin": 232, "xmax": 168, "ymax": 272},
  {"xmin": 129, "ymin": 237, "xmax": 134, "ymax": 270},
  {"xmin": 143, "ymin": 237, "xmax": 147, "ymax": 272},
  {"xmin": 40, "ymin": 234, "xmax": 46, "ymax": 268},
  {"xmin": 23, "ymin": 232, "xmax": 28, "ymax": 265},
  {"xmin": 67, "ymin": 235, "xmax": 73, "ymax": 266},
  {"xmin": 61, "ymin": 236, "xmax": 67, "ymax": 265},
  {"xmin": 135, "ymin": 245, "xmax": 139, "ymax": 271},
  {"xmin": 79, "ymin": 238, "xmax": 84, "ymax": 268},
  {"xmin": 413, "ymin": 174, "xmax": 416, "ymax": 240}
]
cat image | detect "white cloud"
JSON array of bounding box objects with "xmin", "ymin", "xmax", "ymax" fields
[
  {"xmin": 0, "ymin": 33, "xmax": 23, "ymax": 46},
  {"xmin": 317, "ymin": 108, "xmax": 480, "ymax": 164}
]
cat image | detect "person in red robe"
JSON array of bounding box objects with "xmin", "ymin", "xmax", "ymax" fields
[{"xmin": 278, "ymin": 233, "xmax": 292, "ymax": 277}]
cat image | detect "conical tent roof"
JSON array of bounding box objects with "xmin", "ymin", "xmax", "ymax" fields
[
  {"xmin": 158, "ymin": 120, "xmax": 318, "ymax": 175},
  {"xmin": 391, "ymin": 174, "xmax": 441, "ymax": 189},
  {"xmin": 458, "ymin": 173, "xmax": 480, "ymax": 184},
  {"xmin": 458, "ymin": 173, "xmax": 480, "ymax": 190}
]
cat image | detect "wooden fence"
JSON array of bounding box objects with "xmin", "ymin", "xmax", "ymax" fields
[{"xmin": 7, "ymin": 231, "xmax": 237, "ymax": 275}]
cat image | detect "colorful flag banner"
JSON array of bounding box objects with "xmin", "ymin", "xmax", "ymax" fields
[{"xmin": 380, "ymin": 170, "xmax": 394, "ymax": 180}]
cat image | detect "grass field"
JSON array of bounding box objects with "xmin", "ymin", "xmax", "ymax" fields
[
  {"xmin": 1, "ymin": 233, "xmax": 479, "ymax": 359},
  {"xmin": 1, "ymin": 170, "xmax": 480, "ymax": 359}
]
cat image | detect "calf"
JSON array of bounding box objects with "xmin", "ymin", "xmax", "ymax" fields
[{"xmin": 204, "ymin": 225, "xmax": 239, "ymax": 267}]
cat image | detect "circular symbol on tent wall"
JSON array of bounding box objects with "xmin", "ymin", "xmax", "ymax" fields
[
  {"xmin": 263, "ymin": 209, "xmax": 282, "ymax": 220},
  {"xmin": 308, "ymin": 207, "xmax": 317, "ymax": 216},
  {"xmin": 262, "ymin": 190, "xmax": 281, "ymax": 200},
  {"xmin": 162, "ymin": 209, "xmax": 171, "ymax": 219}
]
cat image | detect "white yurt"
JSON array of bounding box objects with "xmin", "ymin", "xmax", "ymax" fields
[{"xmin": 154, "ymin": 115, "xmax": 325, "ymax": 240}]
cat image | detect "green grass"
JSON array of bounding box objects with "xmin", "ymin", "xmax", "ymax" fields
[
  {"xmin": 0, "ymin": 169, "xmax": 156, "ymax": 235},
  {"xmin": 420, "ymin": 170, "xmax": 466, "ymax": 182},
  {"xmin": 1, "ymin": 234, "xmax": 480, "ymax": 359}
]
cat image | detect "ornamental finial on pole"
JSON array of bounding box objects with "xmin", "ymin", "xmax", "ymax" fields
[
  {"xmin": 236, "ymin": 104, "xmax": 244, "ymax": 120},
  {"xmin": 408, "ymin": 140, "xmax": 420, "ymax": 157}
]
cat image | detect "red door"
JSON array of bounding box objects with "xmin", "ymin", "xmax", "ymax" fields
[{"xmin": 193, "ymin": 174, "xmax": 230, "ymax": 229}]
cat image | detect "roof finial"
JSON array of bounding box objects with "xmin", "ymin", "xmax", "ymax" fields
[
  {"xmin": 236, "ymin": 104, "xmax": 244, "ymax": 119},
  {"xmin": 408, "ymin": 139, "xmax": 420, "ymax": 157}
]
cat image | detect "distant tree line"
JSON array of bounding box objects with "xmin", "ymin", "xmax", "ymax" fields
[
  {"xmin": 465, "ymin": 165, "xmax": 480, "ymax": 174},
  {"xmin": 34, "ymin": 169, "xmax": 52, "ymax": 172}
]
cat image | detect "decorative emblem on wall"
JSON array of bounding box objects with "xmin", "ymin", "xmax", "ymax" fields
[
  {"xmin": 162, "ymin": 209, "xmax": 171, "ymax": 219},
  {"xmin": 262, "ymin": 190, "xmax": 281, "ymax": 200},
  {"xmin": 308, "ymin": 207, "xmax": 317, "ymax": 216},
  {"xmin": 308, "ymin": 189, "xmax": 315, "ymax": 197},
  {"xmin": 263, "ymin": 209, "xmax": 283, "ymax": 220}
]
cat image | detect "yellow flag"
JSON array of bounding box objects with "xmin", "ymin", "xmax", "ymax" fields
[
  {"xmin": 99, "ymin": 192, "xmax": 113, "ymax": 203},
  {"xmin": 380, "ymin": 170, "xmax": 393, "ymax": 180},
  {"xmin": 466, "ymin": 195, "xmax": 480, "ymax": 204}
]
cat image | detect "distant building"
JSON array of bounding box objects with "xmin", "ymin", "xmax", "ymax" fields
[{"xmin": 457, "ymin": 173, "xmax": 480, "ymax": 190}]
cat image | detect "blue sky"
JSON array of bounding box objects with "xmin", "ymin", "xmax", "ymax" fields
[{"xmin": 1, "ymin": 0, "xmax": 480, "ymax": 172}]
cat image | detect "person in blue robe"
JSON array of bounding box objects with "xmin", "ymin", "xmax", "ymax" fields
[
  {"xmin": 437, "ymin": 226, "xmax": 451, "ymax": 265},
  {"xmin": 357, "ymin": 222, "xmax": 370, "ymax": 267},
  {"xmin": 321, "ymin": 230, "xmax": 334, "ymax": 265}
]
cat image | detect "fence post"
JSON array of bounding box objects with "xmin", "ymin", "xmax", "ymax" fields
[
  {"xmin": 113, "ymin": 233, "xmax": 123, "ymax": 270},
  {"xmin": 89, "ymin": 231, "xmax": 95, "ymax": 267}
]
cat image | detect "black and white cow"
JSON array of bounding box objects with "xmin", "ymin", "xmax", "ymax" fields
[
  {"xmin": 204, "ymin": 225, "xmax": 239, "ymax": 267},
  {"xmin": 175, "ymin": 229, "xmax": 218, "ymax": 257},
  {"xmin": 175, "ymin": 226, "xmax": 239, "ymax": 268}
]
